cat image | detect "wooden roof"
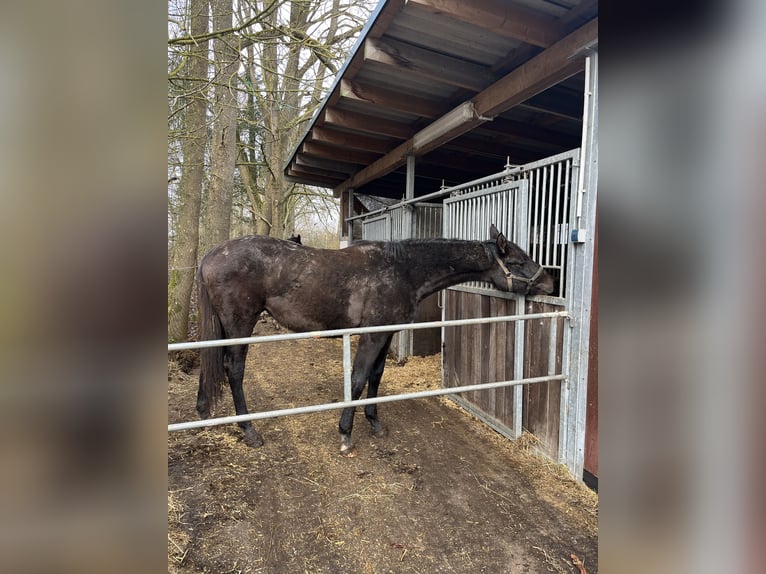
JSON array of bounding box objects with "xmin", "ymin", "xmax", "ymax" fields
[{"xmin": 284, "ymin": 0, "xmax": 598, "ymax": 199}]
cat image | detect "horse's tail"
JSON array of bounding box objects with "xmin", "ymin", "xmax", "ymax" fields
[{"xmin": 197, "ymin": 266, "xmax": 226, "ymax": 409}]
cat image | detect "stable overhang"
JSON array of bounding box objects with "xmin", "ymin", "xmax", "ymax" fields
[{"xmin": 284, "ymin": 0, "xmax": 598, "ymax": 199}]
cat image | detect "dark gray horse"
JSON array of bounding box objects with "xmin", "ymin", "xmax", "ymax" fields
[{"xmin": 196, "ymin": 225, "xmax": 554, "ymax": 456}]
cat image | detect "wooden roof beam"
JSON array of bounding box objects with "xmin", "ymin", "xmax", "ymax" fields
[
  {"xmin": 340, "ymin": 79, "xmax": 444, "ymax": 119},
  {"xmin": 301, "ymin": 141, "xmax": 381, "ymax": 165},
  {"xmin": 324, "ymin": 107, "xmax": 414, "ymax": 139},
  {"xmin": 473, "ymin": 19, "xmax": 597, "ymax": 117},
  {"xmin": 310, "ymin": 126, "xmax": 396, "ymax": 155},
  {"xmin": 477, "ymin": 117, "xmax": 580, "ymax": 147},
  {"xmin": 295, "ymin": 154, "xmax": 360, "ymax": 174},
  {"xmin": 364, "ymin": 37, "xmax": 494, "ymax": 92},
  {"xmin": 333, "ymin": 18, "xmax": 597, "ymax": 197},
  {"xmin": 285, "ymin": 169, "xmax": 341, "ymax": 188},
  {"xmin": 406, "ymin": 0, "xmax": 560, "ymax": 48}
]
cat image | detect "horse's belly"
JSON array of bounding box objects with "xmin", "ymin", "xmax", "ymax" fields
[{"xmin": 265, "ymin": 297, "xmax": 350, "ymax": 332}]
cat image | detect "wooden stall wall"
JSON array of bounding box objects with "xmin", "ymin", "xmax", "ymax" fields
[
  {"xmin": 522, "ymin": 300, "xmax": 566, "ymax": 458},
  {"xmin": 443, "ymin": 289, "xmax": 565, "ymax": 460}
]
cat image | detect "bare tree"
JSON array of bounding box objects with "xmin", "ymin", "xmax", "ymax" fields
[
  {"xmin": 167, "ymin": 0, "xmax": 374, "ymax": 341},
  {"xmin": 168, "ymin": 0, "xmax": 209, "ymax": 343},
  {"xmin": 200, "ymin": 0, "xmax": 241, "ymax": 256},
  {"xmin": 239, "ymin": 0, "xmax": 371, "ymax": 238}
]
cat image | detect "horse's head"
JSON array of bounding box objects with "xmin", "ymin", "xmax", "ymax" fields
[{"xmin": 486, "ymin": 224, "xmax": 555, "ymax": 296}]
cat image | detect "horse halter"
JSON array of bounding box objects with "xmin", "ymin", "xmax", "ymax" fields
[{"xmin": 484, "ymin": 242, "xmax": 545, "ymax": 294}]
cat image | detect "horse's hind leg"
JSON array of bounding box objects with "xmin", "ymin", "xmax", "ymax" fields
[
  {"xmin": 225, "ymin": 344, "xmax": 263, "ymax": 448},
  {"xmin": 364, "ymin": 334, "xmax": 393, "ymax": 438},
  {"xmin": 338, "ymin": 333, "xmax": 391, "ymax": 457}
]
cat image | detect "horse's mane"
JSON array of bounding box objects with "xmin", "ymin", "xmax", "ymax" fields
[{"xmin": 381, "ymin": 237, "xmax": 475, "ymax": 260}]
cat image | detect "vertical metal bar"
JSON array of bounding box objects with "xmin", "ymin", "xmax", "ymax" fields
[
  {"xmin": 347, "ymin": 189, "xmax": 355, "ymax": 245},
  {"xmin": 343, "ymin": 334, "xmax": 352, "ymax": 403},
  {"xmin": 562, "ymin": 50, "xmax": 598, "ymax": 478},
  {"xmin": 513, "ymin": 299, "xmax": 525, "ymax": 438},
  {"xmin": 558, "ymin": 313, "xmax": 571, "ymax": 464},
  {"xmin": 554, "ymin": 161, "xmax": 563, "ymax": 273},
  {"xmin": 533, "ymin": 169, "xmax": 541, "ymax": 260},
  {"xmin": 405, "ymin": 154, "xmax": 415, "ymax": 201},
  {"xmin": 512, "ymin": 179, "xmax": 530, "ymax": 438},
  {"xmin": 545, "ymin": 165, "xmax": 554, "ymax": 267},
  {"xmin": 548, "ymin": 315, "xmax": 558, "ymax": 378},
  {"xmin": 539, "ymin": 165, "xmax": 548, "ymax": 265},
  {"xmin": 575, "ymin": 54, "xmax": 592, "ymax": 224},
  {"xmin": 397, "ymin": 156, "xmax": 416, "ymax": 359},
  {"xmin": 547, "ymin": 315, "xmax": 559, "ymax": 454}
]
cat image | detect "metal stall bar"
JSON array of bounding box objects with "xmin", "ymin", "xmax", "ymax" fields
[
  {"xmin": 168, "ymin": 374, "xmax": 567, "ymax": 433},
  {"xmin": 169, "ymin": 311, "xmax": 569, "ymax": 433},
  {"xmin": 168, "ymin": 312, "xmax": 569, "ymax": 352},
  {"xmin": 342, "ymin": 334, "xmax": 352, "ymax": 402},
  {"xmin": 512, "ymin": 179, "xmax": 531, "ymax": 437},
  {"xmin": 560, "ymin": 49, "xmax": 598, "ymax": 478}
]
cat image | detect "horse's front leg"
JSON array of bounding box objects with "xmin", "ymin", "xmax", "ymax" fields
[{"xmin": 338, "ymin": 334, "xmax": 390, "ymax": 457}]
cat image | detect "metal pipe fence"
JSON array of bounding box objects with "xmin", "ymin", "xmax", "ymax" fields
[{"xmin": 168, "ymin": 311, "xmax": 569, "ymax": 433}]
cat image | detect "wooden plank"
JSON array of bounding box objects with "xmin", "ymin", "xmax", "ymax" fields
[
  {"xmin": 443, "ymin": 290, "xmax": 459, "ymax": 389},
  {"xmin": 476, "ymin": 294, "xmax": 491, "ymax": 414},
  {"xmin": 302, "ymin": 141, "xmax": 381, "ymax": 165},
  {"xmin": 407, "ymin": 0, "xmax": 560, "ymax": 48},
  {"xmin": 364, "ymin": 37, "xmax": 494, "ymax": 92},
  {"xmin": 412, "ymin": 293, "xmax": 441, "ymax": 356},
  {"xmin": 326, "ymin": 0, "xmax": 408, "ymax": 92},
  {"xmin": 288, "ymin": 163, "xmax": 352, "ymax": 180},
  {"xmin": 499, "ymin": 297, "xmax": 516, "ymax": 430},
  {"xmin": 473, "ymin": 18, "xmax": 597, "ymax": 117},
  {"xmin": 476, "ymin": 117, "xmax": 581, "ymax": 148},
  {"xmin": 324, "ymin": 107, "xmax": 414, "ymax": 139},
  {"xmin": 522, "ymin": 300, "xmax": 563, "ymax": 459},
  {"xmin": 310, "ymin": 126, "xmax": 396, "ymax": 154},
  {"xmin": 284, "ymin": 169, "xmax": 341, "ymax": 187},
  {"xmin": 294, "ymin": 154, "xmax": 359, "ymax": 174},
  {"xmin": 340, "ymin": 79, "xmax": 444, "ymax": 119}
]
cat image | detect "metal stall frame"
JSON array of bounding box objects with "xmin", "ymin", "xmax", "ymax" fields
[
  {"xmin": 560, "ymin": 49, "xmax": 598, "ymax": 479},
  {"xmin": 345, "ymin": 145, "xmax": 592, "ymax": 478}
]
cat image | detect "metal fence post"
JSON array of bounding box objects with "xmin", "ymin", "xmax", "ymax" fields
[
  {"xmin": 561, "ymin": 49, "xmax": 598, "ymax": 478},
  {"xmin": 343, "ymin": 334, "xmax": 352, "ymax": 402}
]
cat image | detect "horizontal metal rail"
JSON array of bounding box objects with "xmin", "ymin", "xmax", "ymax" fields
[
  {"xmin": 346, "ymin": 170, "xmax": 517, "ymax": 223},
  {"xmin": 167, "ymin": 311, "xmax": 570, "ymax": 434},
  {"xmin": 168, "ymin": 374, "xmax": 566, "ymax": 432},
  {"xmin": 167, "ymin": 311, "xmax": 569, "ymax": 351}
]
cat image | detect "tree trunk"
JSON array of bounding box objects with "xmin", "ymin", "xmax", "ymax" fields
[
  {"xmin": 201, "ymin": 0, "xmax": 239, "ymax": 256},
  {"xmin": 168, "ymin": 0, "xmax": 208, "ymax": 343}
]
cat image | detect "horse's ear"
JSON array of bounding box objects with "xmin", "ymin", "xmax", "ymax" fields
[{"xmin": 490, "ymin": 224, "xmax": 507, "ymax": 254}]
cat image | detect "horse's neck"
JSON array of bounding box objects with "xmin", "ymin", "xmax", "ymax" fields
[{"xmin": 401, "ymin": 240, "xmax": 492, "ymax": 302}]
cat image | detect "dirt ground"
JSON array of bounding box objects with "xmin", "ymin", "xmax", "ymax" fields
[{"xmin": 168, "ymin": 322, "xmax": 598, "ymax": 573}]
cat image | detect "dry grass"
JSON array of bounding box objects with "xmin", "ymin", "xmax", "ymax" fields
[
  {"xmin": 167, "ymin": 329, "xmax": 598, "ymax": 573},
  {"xmin": 167, "ymin": 491, "xmax": 190, "ymax": 570}
]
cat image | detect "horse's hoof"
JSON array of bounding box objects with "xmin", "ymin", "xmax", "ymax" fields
[
  {"xmin": 370, "ymin": 422, "xmax": 388, "ymax": 439},
  {"xmin": 339, "ymin": 445, "xmax": 358, "ymax": 458},
  {"xmin": 339, "ymin": 436, "xmax": 357, "ymax": 457},
  {"xmin": 243, "ymin": 428, "xmax": 264, "ymax": 448}
]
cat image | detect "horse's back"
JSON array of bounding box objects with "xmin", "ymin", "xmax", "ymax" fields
[
  {"xmin": 199, "ymin": 237, "xmax": 415, "ymax": 331},
  {"xmin": 201, "ymin": 235, "xmax": 302, "ymax": 275}
]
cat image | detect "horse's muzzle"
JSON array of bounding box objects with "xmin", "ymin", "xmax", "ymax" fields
[{"xmin": 527, "ymin": 269, "xmax": 555, "ymax": 295}]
